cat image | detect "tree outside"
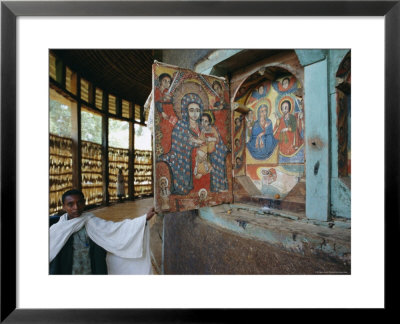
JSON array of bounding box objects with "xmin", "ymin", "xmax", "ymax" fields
[{"xmin": 50, "ymin": 99, "xmax": 72, "ymax": 137}]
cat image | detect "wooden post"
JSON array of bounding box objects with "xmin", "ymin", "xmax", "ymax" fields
[
  {"xmin": 128, "ymin": 114, "xmax": 135, "ymax": 200},
  {"xmin": 102, "ymin": 90, "xmax": 110, "ymax": 205},
  {"xmin": 71, "ymin": 74, "xmax": 81, "ymax": 191}
]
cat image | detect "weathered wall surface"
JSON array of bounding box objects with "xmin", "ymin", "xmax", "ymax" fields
[
  {"xmin": 328, "ymin": 49, "xmax": 351, "ymax": 219},
  {"xmin": 163, "ymin": 208, "xmax": 350, "ymax": 275},
  {"xmin": 161, "ymin": 49, "xmax": 215, "ymax": 71}
]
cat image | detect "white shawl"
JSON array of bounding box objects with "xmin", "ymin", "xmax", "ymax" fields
[{"xmin": 50, "ymin": 212, "xmax": 152, "ymax": 274}]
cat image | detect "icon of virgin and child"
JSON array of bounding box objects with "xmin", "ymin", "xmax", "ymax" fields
[{"xmin": 157, "ymin": 90, "xmax": 229, "ymax": 197}]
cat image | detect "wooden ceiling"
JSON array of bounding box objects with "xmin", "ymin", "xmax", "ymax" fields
[
  {"xmin": 53, "ymin": 49, "xmax": 161, "ymax": 106},
  {"xmin": 53, "ymin": 49, "xmax": 289, "ymax": 107}
]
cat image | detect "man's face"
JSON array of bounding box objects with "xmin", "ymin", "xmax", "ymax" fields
[
  {"xmin": 161, "ymin": 77, "xmax": 171, "ymax": 89},
  {"xmin": 258, "ymin": 86, "xmax": 264, "ymax": 95},
  {"xmin": 282, "ymin": 102, "xmax": 290, "ymax": 114},
  {"xmin": 63, "ymin": 194, "xmax": 85, "ymax": 219}
]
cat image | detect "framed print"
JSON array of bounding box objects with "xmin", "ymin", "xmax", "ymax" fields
[{"xmin": 1, "ymin": 0, "xmax": 399, "ymax": 321}]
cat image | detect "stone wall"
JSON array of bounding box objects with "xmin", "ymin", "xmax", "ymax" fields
[{"xmin": 163, "ymin": 208, "xmax": 350, "ymax": 275}]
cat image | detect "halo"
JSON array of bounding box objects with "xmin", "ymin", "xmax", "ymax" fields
[
  {"xmin": 277, "ymin": 96, "xmax": 295, "ymax": 116},
  {"xmin": 173, "ymin": 80, "xmax": 210, "ymax": 120},
  {"xmin": 255, "ymin": 99, "xmax": 272, "ymax": 118},
  {"xmin": 198, "ymin": 188, "xmax": 208, "ymax": 198},
  {"xmin": 159, "ymin": 176, "xmax": 169, "ymax": 187}
]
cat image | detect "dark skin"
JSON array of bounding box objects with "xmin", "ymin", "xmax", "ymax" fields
[
  {"xmin": 63, "ymin": 194, "xmax": 85, "ymax": 220},
  {"xmin": 63, "ymin": 194, "xmax": 156, "ymax": 221},
  {"xmin": 145, "ymin": 207, "xmax": 156, "ymax": 221}
]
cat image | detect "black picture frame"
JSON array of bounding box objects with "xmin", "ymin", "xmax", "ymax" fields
[{"xmin": 1, "ymin": 0, "xmax": 398, "ymax": 322}]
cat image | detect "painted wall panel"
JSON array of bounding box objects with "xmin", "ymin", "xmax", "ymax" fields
[{"xmin": 235, "ymin": 72, "xmax": 305, "ymax": 200}]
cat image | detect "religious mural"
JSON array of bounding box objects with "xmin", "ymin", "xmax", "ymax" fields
[
  {"xmin": 233, "ymin": 111, "xmax": 245, "ymax": 176},
  {"xmin": 235, "ymin": 72, "xmax": 305, "ymax": 200},
  {"xmin": 153, "ymin": 62, "xmax": 232, "ymax": 213}
]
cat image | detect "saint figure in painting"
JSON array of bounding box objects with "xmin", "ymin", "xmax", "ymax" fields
[
  {"xmin": 247, "ymin": 84, "xmax": 268, "ymax": 105},
  {"xmin": 261, "ymin": 168, "xmax": 280, "ymax": 197},
  {"xmin": 261, "ymin": 167, "xmax": 299, "ymax": 198},
  {"xmin": 197, "ymin": 112, "xmax": 228, "ymax": 192},
  {"xmin": 155, "ymin": 73, "xmax": 178, "ymax": 153},
  {"xmin": 273, "ymin": 100, "xmax": 304, "ymax": 160},
  {"xmin": 247, "ymin": 104, "xmax": 278, "ymax": 160},
  {"xmin": 194, "ymin": 113, "xmax": 220, "ymax": 179},
  {"xmin": 281, "ymin": 77, "xmax": 290, "ymax": 90},
  {"xmin": 159, "ymin": 177, "xmax": 171, "ymax": 210},
  {"xmin": 212, "ymin": 81, "xmax": 229, "ymax": 109},
  {"xmin": 245, "ymin": 109, "xmax": 255, "ymax": 143}
]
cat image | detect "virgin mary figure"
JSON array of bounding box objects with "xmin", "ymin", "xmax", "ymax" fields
[
  {"xmin": 247, "ymin": 104, "xmax": 278, "ymax": 160},
  {"xmin": 158, "ymin": 93, "xmax": 205, "ymax": 195}
]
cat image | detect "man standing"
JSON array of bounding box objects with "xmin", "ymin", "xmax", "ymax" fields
[{"xmin": 50, "ymin": 189, "xmax": 156, "ymax": 275}]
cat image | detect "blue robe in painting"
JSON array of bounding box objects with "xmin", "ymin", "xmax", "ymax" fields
[
  {"xmin": 247, "ymin": 119, "xmax": 278, "ymax": 160},
  {"xmin": 158, "ymin": 92, "xmax": 228, "ymax": 195},
  {"xmin": 159, "ymin": 119, "xmax": 196, "ymax": 195},
  {"xmin": 209, "ymin": 135, "xmax": 228, "ymax": 192}
]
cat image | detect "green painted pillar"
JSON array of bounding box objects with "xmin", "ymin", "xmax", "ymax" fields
[{"xmin": 296, "ymin": 50, "xmax": 330, "ymax": 221}]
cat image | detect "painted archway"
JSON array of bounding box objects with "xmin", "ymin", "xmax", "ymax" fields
[{"xmin": 232, "ymin": 66, "xmax": 305, "ymax": 201}]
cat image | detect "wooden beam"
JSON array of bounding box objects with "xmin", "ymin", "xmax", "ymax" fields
[
  {"xmin": 71, "ymin": 74, "xmax": 81, "ymax": 191},
  {"xmin": 128, "ymin": 121, "xmax": 134, "ymax": 200}
]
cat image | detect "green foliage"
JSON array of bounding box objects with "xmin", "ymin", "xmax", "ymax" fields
[
  {"xmin": 109, "ymin": 118, "xmax": 129, "ymax": 149},
  {"xmin": 49, "ymin": 100, "xmax": 72, "ymax": 137},
  {"xmin": 81, "ymin": 110, "xmax": 102, "ymax": 144}
]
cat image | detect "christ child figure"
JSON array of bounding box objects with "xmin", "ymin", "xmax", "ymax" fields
[{"xmin": 193, "ymin": 113, "xmax": 219, "ymax": 179}]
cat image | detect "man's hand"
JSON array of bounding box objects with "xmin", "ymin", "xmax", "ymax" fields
[{"xmin": 146, "ymin": 207, "xmax": 156, "ymax": 221}]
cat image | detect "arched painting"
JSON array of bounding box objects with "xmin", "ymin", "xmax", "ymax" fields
[{"xmin": 234, "ymin": 70, "xmax": 305, "ymax": 200}]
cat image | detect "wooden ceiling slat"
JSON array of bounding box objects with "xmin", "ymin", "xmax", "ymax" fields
[{"xmin": 53, "ymin": 49, "xmax": 153, "ymax": 106}]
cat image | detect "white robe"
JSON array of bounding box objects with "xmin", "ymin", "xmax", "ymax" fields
[{"xmin": 50, "ymin": 212, "xmax": 152, "ymax": 274}]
